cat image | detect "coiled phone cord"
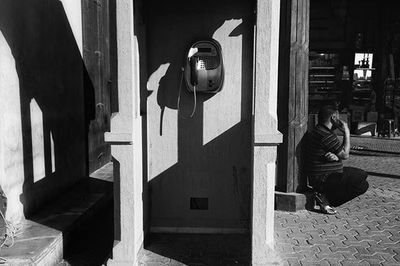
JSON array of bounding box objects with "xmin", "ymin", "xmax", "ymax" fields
[{"xmin": 177, "ymin": 67, "xmax": 197, "ymax": 118}]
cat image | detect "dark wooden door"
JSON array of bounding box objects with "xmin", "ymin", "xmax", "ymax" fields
[{"xmin": 82, "ymin": 0, "xmax": 117, "ymax": 173}]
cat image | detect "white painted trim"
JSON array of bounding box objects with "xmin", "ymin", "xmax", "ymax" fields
[
  {"xmin": 104, "ymin": 132, "xmax": 133, "ymax": 144},
  {"xmin": 254, "ymin": 132, "xmax": 283, "ymax": 145},
  {"xmin": 150, "ymin": 227, "xmax": 248, "ymax": 234}
]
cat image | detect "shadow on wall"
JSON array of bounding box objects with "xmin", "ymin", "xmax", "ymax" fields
[
  {"xmin": 0, "ymin": 0, "xmax": 95, "ymax": 223},
  {"xmin": 143, "ymin": 0, "xmax": 255, "ymax": 230}
]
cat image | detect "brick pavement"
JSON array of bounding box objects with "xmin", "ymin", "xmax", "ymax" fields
[
  {"xmin": 275, "ymin": 155, "xmax": 400, "ymax": 266},
  {"xmin": 58, "ymin": 139, "xmax": 400, "ymax": 265},
  {"xmin": 138, "ymin": 151, "xmax": 400, "ymax": 266},
  {"xmin": 346, "ymin": 136, "xmax": 400, "ymax": 154}
]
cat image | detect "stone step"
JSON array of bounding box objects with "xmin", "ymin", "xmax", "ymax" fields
[{"xmin": 0, "ymin": 163, "xmax": 113, "ymax": 265}]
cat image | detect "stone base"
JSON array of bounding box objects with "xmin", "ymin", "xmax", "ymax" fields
[
  {"xmin": 252, "ymin": 245, "xmax": 283, "ymax": 266},
  {"xmin": 275, "ymin": 191, "xmax": 314, "ymax": 212}
]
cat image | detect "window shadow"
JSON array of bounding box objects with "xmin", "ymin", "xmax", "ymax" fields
[
  {"xmin": 0, "ymin": 0, "xmax": 95, "ymax": 218},
  {"xmin": 0, "ymin": 0, "xmax": 113, "ymax": 263}
]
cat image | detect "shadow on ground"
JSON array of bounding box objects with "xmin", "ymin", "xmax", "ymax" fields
[
  {"xmin": 60, "ymin": 200, "xmax": 114, "ymax": 266},
  {"xmin": 139, "ymin": 234, "xmax": 251, "ymax": 266}
]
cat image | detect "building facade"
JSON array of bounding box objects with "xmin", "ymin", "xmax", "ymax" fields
[
  {"xmin": 105, "ymin": 0, "xmax": 283, "ymax": 264},
  {"xmin": 0, "ymin": 0, "xmax": 313, "ymax": 265}
]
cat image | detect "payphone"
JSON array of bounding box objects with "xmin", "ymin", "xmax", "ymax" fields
[
  {"xmin": 178, "ymin": 39, "xmax": 224, "ymax": 117},
  {"xmin": 184, "ymin": 39, "xmax": 224, "ymax": 93}
]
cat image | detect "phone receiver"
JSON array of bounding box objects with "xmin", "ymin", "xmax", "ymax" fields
[{"xmin": 190, "ymin": 57, "xmax": 198, "ymax": 86}]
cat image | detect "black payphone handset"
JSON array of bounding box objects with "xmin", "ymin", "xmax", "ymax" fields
[{"xmin": 178, "ymin": 39, "xmax": 224, "ymax": 118}]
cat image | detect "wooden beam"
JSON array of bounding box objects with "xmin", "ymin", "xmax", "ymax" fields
[{"xmin": 277, "ymin": 0, "xmax": 310, "ymax": 193}]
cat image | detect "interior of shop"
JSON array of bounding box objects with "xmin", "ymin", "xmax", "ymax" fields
[{"xmin": 308, "ymin": 0, "xmax": 400, "ymax": 138}]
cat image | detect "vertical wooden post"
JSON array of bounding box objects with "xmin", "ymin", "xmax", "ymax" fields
[
  {"xmin": 252, "ymin": 0, "xmax": 283, "ymax": 264},
  {"xmin": 277, "ymin": 0, "xmax": 310, "ymax": 194},
  {"xmin": 105, "ymin": 0, "xmax": 144, "ymax": 265}
]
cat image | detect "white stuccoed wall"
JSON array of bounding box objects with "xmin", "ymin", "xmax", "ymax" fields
[
  {"xmin": 0, "ymin": 1, "xmax": 83, "ymax": 225},
  {"xmin": 60, "ymin": 0, "xmax": 83, "ymax": 54},
  {"xmin": 146, "ymin": 0, "xmax": 254, "ymax": 230},
  {"xmin": 0, "ymin": 31, "xmax": 25, "ymax": 224}
]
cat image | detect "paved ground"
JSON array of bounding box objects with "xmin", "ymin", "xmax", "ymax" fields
[
  {"xmin": 346, "ymin": 135, "xmax": 400, "ymax": 155},
  {"xmin": 275, "ymin": 154, "xmax": 400, "ymax": 266},
  {"xmin": 56, "ymin": 138, "xmax": 400, "ymax": 265},
  {"xmin": 138, "ymin": 137, "xmax": 400, "ymax": 266},
  {"xmin": 138, "ymin": 234, "xmax": 253, "ymax": 266}
]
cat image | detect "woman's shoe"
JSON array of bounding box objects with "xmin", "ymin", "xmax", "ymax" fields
[{"xmin": 314, "ymin": 192, "xmax": 337, "ymax": 215}]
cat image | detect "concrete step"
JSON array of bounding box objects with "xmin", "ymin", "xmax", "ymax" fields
[
  {"xmin": 59, "ymin": 199, "xmax": 114, "ymax": 266},
  {"xmin": 0, "ymin": 163, "xmax": 113, "ymax": 265}
]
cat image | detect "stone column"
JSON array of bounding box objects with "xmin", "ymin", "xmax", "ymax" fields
[
  {"xmin": 252, "ymin": 0, "xmax": 282, "ymax": 265},
  {"xmin": 105, "ymin": 0, "xmax": 143, "ymax": 265},
  {"xmin": 276, "ymin": 0, "xmax": 310, "ymax": 211}
]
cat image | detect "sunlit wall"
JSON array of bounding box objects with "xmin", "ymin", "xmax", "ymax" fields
[
  {"xmin": 0, "ymin": 0, "xmax": 86, "ymax": 223},
  {"xmin": 145, "ymin": 0, "xmax": 254, "ymax": 229}
]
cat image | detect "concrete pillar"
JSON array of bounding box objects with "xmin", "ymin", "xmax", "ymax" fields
[
  {"xmin": 105, "ymin": 0, "xmax": 143, "ymax": 265},
  {"xmin": 252, "ymin": 0, "xmax": 282, "ymax": 265},
  {"xmin": 276, "ymin": 0, "xmax": 310, "ymax": 211}
]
